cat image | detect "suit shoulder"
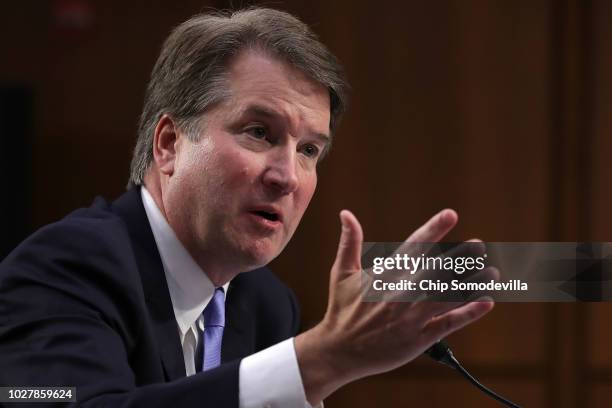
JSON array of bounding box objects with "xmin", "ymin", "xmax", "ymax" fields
[
  {"xmin": 0, "ymin": 196, "xmax": 144, "ymax": 332},
  {"xmin": 4, "ymin": 196, "xmax": 131, "ymax": 266}
]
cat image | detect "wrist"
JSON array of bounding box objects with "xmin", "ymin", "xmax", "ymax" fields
[{"xmin": 294, "ymin": 323, "xmax": 352, "ymax": 405}]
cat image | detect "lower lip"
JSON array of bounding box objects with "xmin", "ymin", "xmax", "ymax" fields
[{"xmin": 247, "ymin": 212, "xmax": 282, "ymax": 231}]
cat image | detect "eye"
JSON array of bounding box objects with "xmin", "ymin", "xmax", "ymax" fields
[
  {"xmin": 301, "ymin": 143, "xmax": 320, "ymax": 158},
  {"xmin": 245, "ymin": 126, "xmax": 268, "ymax": 140}
]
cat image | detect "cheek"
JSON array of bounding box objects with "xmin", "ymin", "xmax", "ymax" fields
[
  {"xmin": 211, "ymin": 148, "xmax": 258, "ymax": 191},
  {"xmin": 296, "ymin": 173, "xmax": 317, "ymax": 212}
]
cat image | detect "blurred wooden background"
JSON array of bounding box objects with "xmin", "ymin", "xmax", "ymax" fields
[{"xmin": 3, "ymin": 0, "xmax": 612, "ymax": 406}]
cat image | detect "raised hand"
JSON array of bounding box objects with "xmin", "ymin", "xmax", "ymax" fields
[{"xmin": 295, "ymin": 209, "xmax": 496, "ymax": 405}]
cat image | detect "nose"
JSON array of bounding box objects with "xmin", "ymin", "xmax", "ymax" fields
[{"xmin": 262, "ymin": 147, "xmax": 299, "ymax": 195}]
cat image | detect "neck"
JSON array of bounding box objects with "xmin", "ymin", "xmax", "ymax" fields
[{"xmin": 143, "ymin": 173, "xmax": 241, "ymax": 287}]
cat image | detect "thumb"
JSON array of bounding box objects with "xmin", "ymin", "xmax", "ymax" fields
[{"xmin": 332, "ymin": 210, "xmax": 364, "ymax": 281}]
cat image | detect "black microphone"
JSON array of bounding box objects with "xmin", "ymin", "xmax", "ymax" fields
[{"xmin": 424, "ymin": 341, "xmax": 522, "ymax": 408}]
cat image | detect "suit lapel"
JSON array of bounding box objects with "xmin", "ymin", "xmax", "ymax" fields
[
  {"xmin": 112, "ymin": 187, "xmax": 186, "ymax": 381},
  {"xmin": 111, "ymin": 187, "xmax": 261, "ymax": 374},
  {"xmin": 222, "ymin": 278, "xmax": 256, "ymax": 363}
]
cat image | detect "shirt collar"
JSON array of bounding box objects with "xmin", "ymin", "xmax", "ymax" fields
[{"xmin": 141, "ymin": 186, "xmax": 229, "ymax": 337}]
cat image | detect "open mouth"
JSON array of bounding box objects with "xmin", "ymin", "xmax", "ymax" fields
[{"xmin": 252, "ymin": 210, "xmax": 280, "ymax": 222}]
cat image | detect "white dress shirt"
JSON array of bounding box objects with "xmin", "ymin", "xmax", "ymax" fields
[{"xmin": 141, "ymin": 187, "xmax": 314, "ymax": 407}]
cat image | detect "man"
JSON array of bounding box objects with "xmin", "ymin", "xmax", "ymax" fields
[{"xmin": 0, "ymin": 7, "xmax": 494, "ymax": 407}]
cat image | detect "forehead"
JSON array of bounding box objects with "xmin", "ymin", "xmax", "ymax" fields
[{"xmin": 223, "ymin": 50, "xmax": 331, "ymax": 132}]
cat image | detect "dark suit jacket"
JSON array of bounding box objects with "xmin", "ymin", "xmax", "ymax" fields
[{"xmin": 0, "ymin": 187, "xmax": 300, "ymax": 407}]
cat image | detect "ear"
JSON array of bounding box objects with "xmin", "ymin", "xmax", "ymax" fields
[{"xmin": 152, "ymin": 114, "xmax": 179, "ymax": 177}]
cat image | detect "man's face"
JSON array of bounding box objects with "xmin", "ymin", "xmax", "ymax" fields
[{"xmin": 163, "ymin": 50, "xmax": 331, "ymax": 276}]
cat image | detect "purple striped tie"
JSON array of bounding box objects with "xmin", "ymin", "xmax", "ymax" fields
[{"xmin": 202, "ymin": 287, "xmax": 225, "ymax": 371}]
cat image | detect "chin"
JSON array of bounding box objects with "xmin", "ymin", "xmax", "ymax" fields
[{"xmin": 237, "ymin": 239, "xmax": 281, "ymax": 270}]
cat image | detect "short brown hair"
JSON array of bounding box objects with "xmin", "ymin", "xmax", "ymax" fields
[{"xmin": 128, "ymin": 7, "xmax": 349, "ymax": 187}]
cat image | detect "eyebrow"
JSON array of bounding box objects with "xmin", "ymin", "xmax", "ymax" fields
[{"xmin": 241, "ymin": 104, "xmax": 332, "ymax": 148}]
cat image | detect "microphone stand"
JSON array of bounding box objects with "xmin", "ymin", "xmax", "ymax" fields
[{"xmin": 425, "ymin": 341, "xmax": 522, "ymax": 408}]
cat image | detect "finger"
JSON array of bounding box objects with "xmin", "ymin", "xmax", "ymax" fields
[
  {"xmin": 407, "ymin": 266, "xmax": 499, "ymax": 305},
  {"xmin": 422, "ymin": 241, "xmax": 491, "ymax": 286},
  {"xmin": 332, "ymin": 210, "xmax": 364, "ymax": 281},
  {"xmin": 455, "ymin": 239, "xmax": 486, "ymax": 257},
  {"xmin": 406, "ymin": 209, "xmax": 458, "ymax": 244},
  {"xmin": 421, "ymin": 299, "xmax": 494, "ymax": 341},
  {"xmin": 410, "ymin": 301, "xmax": 463, "ymax": 325}
]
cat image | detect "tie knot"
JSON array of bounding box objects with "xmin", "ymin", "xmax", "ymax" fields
[{"xmin": 204, "ymin": 287, "xmax": 225, "ymax": 328}]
